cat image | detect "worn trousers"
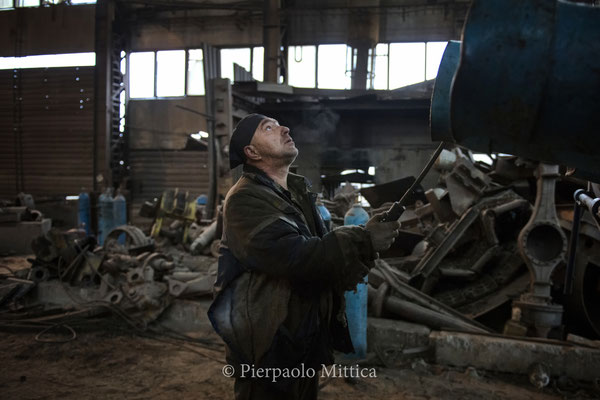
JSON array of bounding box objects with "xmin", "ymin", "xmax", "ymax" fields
[{"xmin": 234, "ymin": 376, "xmax": 319, "ymax": 400}]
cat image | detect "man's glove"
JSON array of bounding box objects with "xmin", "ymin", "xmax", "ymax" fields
[{"xmin": 365, "ymin": 212, "xmax": 401, "ymax": 252}]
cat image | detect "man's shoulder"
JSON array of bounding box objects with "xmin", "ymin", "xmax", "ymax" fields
[{"xmin": 225, "ymin": 174, "xmax": 290, "ymax": 212}]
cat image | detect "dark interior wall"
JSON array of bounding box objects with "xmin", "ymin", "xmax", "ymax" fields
[
  {"xmin": 0, "ymin": 67, "xmax": 95, "ymax": 198},
  {"xmin": 127, "ymin": 1, "xmax": 468, "ymax": 51},
  {"xmin": 127, "ymin": 96, "xmax": 210, "ymax": 225},
  {"xmin": 128, "ymin": 97, "xmax": 208, "ymax": 150},
  {"xmin": 263, "ymin": 98, "xmax": 440, "ymax": 190},
  {"xmin": 0, "ymin": 4, "xmax": 95, "ymax": 57}
]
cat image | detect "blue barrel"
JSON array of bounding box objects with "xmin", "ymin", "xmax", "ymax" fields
[
  {"xmin": 113, "ymin": 190, "xmax": 127, "ymax": 244},
  {"xmin": 77, "ymin": 189, "xmax": 91, "ymax": 236},
  {"xmin": 316, "ymin": 202, "xmax": 331, "ymax": 231},
  {"xmin": 98, "ymin": 188, "xmax": 114, "ymax": 245},
  {"xmin": 343, "ymin": 203, "xmax": 370, "ymax": 359}
]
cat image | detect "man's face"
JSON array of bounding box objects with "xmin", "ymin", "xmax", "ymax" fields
[{"xmin": 247, "ymin": 118, "xmax": 298, "ymax": 166}]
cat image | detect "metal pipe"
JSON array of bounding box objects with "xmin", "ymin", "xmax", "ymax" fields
[
  {"xmin": 564, "ymin": 196, "xmax": 582, "ymax": 295},
  {"xmin": 367, "ymin": 285, "xmax": 483, "ymax": 333}
]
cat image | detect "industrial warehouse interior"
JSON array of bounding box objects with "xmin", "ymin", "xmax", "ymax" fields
[{"xmin": 1, "ymin": 0, "xmax": 599, "ymax": 399}]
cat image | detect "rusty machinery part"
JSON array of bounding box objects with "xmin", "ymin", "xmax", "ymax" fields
[
  {"xmin": 29, "ymin": 266, "xmax": 50, "ymax": 283},
  {"xmin": 103, "ymin": 290, "xmax": 123, "ymax": 305},
  {"xmin": 150, "ymin": 189, "xmax": 197, "ymax": 243},
  {"xmin": 127, "ymin": 266, "xmax": 154, "ymax": 284},
  {"xmin": 167, "ymin": 278, "xmax": 187, "ymax": 297},
  {"xmin": 167, "ymin": 274, "xmax": 214, "ymax": 298},
  {"xmin": 104, "ymin": 225, "xmax": 154, "ymax": 252},
  {"xmin": 411, "ymin": 190, "xmax": 523, "ymax": 290},
  {"xmin": 435, "ymin": 248, "xmax": 526, "ymax": 311},
  {"xmin": 141, "ymin": 252, "xmax": 175, "ymax": 272},
  {"xmin": 190, "ymin": 221, "xmax": 218, "ymax": 255},
  {"xmin": 376, "ymin": 261, "xmax": 491, "ymax": 333},
  {"xmin": 511, "ymin": 164, "xmax": 567, "ymax": 338},
  {"xmin": 371, "ymin": 281, "xmax": 389, "ymax": 318}
]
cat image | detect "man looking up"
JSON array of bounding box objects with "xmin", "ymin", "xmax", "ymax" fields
[{"xmin": 208, "ymin": 114, "xmax": 400, "ymax": 400}]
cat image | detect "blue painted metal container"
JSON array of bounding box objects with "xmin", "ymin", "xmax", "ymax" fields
[
  {"xmin": 430, "ymin": 40, "xmax": 461, "ymax": 143},
  {"xmin": 98, "ymin": 188, "xmax": 114, "ymax": 245},
  {"xmin": 445, "ymin": 0, "xmax": 600, "ymax": 182},
  {"xmin": 77, "ymin": 189, "xmax": 91, "ymax": 236},
  {"xmin": 343, "ymin": 203, "xmax": 370, "ymax": 359},
  {"xmin": 113, "ymin": 190, "xmax": 127, "ymax": 244}
]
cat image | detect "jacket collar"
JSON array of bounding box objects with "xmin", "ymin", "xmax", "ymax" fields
[{"xmin": 242, "ymin": 164, "xmax": 311, "ymax": 195}]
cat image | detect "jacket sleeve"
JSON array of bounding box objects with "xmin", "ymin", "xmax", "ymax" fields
[{"xmin": 224, "ymin": 191, "xmax": 376, "ymax": 291}]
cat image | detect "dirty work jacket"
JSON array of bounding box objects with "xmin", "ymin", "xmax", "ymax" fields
[{"xmin": 208, "ymin": 164, "xmax": 376, "ymax": 391}]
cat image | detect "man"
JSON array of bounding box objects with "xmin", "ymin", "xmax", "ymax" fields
[{"xmin": 208, "ymin": 114, "xmax": 400, "ymax": 399}]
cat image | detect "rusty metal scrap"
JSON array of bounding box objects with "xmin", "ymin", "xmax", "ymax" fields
[
  {"xmin": 368, "ymin": 145, "xmax": 600, "ymax": 345},
  {"xmin": 0, "ymin": 223, "xmax": 217, "ymax": 328}
]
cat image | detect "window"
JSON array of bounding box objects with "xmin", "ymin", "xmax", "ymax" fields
[
  {"xmin": 252, "ymin": 47, "xmax": 264, "ymax": 82},
  {"xmin": 156, "ymin": 50, "xmax": 185, "ymax": 97},
  {"xmin": 0, "ymin": 52, "xmax": 95, "ymax": 69},
  {"xmin": 129, "ymin": 52, "xmax": 155, "ymax": 98},
  {"xmin": 16, "ymin": 0, "xmax": 38, "ymax": 6},
  {"xmin": 130, "ymin": 49, "xmax": 207, "ymax": 98},
  {"xmin": 389, "ymin": 43, "xmax": 426, "ymax": 89},
  {"xmin": 372, "ymin": 43, "xmax": 389, "ymax": 90},
  {"xmin": 220, "ymin": 48, "xmax": 251, "ymax": 82},
  {"xmin": 1, "ymin": 0, "xmax": 95, "ymax": 9},
  {"xmin": 317, "ymin": 44, "xmax": 350, "ymax": 90},
  {"xmin": 287, "ymin": 46, "xmax": 316, "ymax": 88},
  {"xmin": 187, "ymin": 49, "xmax": 205, "ymax": 96},
  {"xmin": 425, "ymin": 41, "xmax": 448, "ymax": 80}
]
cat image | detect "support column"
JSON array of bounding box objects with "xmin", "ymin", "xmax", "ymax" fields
[
  {"xmin": 93, "ymin": 0, "xmax": 114, "ymax": 190},
  {"xmin": 263, "ymin": 0, "xmax": 281, "ymax": 83},
  {"xmin": 347, "ymin": 1, "xmax": 379, "ymax": 90}
]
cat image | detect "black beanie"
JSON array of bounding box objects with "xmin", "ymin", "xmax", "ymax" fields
[{"xmin": 229, "ymin": 113, "xmax": 267, "ymax": 169}]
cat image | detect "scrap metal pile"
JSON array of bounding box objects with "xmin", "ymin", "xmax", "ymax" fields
[
  {"xmin": 0, "ymin": 223, "xmax": 217, "ymax": 331},
  {"xmin": 363, "ymin": 146, "xmax": 600, "ymax": 341}
]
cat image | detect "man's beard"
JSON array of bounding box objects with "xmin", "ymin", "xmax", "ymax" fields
[{"xmin": 262, "ymin": 148, "xmax": 298, "ymax": 167}]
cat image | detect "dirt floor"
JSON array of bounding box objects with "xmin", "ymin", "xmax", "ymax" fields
[
  {"xmin": 0, "ymin": 326, "xmax": 595, "ymax": 400},
  {"xmin": 1, "ymin": 255, "xmax": 597, "ymax": 400}
]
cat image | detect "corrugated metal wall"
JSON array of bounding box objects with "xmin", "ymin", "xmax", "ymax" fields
[
  {"xmin": 129, "ymin": 149, "xmax": 210, "ymax": 224},
  {"xmin": 0, "ymin": 67, "xmax": 94, "ymax": 198}
]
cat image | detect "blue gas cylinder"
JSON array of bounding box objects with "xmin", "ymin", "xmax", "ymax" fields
[
  {"xmin": 98, "ymin": 188, "xmax": 114, "ymax": 245},
  {"xmin": 343, "ymin": 203, "xmax": 370, "ymax": 359},
  {"xmin": 77, "ymin": 189, "xmax": 91, "ymax": 236},
  {"xmin": 316, "ymin": 201, "xmax": 331, "ymax": 231},
  {"xmin": 196, "ymin": 194, "xmax": 208, "ymax": 205},
  {"xmin": 113, "ymin": 190, "xmax": 127, "ymax": 244}
]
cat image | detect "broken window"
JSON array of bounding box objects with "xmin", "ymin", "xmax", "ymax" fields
[{"xmin": 220, "ymin": 48, "xmax": 251, "ymax": 82}]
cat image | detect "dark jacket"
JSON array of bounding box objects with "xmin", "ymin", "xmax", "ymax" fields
[{"xmin": 208, "ymin": 165, "xmax": 375, "ymax": 391}]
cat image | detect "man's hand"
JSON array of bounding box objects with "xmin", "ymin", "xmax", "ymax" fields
[{"xmin": 365, "ymin": 212, "xmax": 401, "ymax": 252}]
